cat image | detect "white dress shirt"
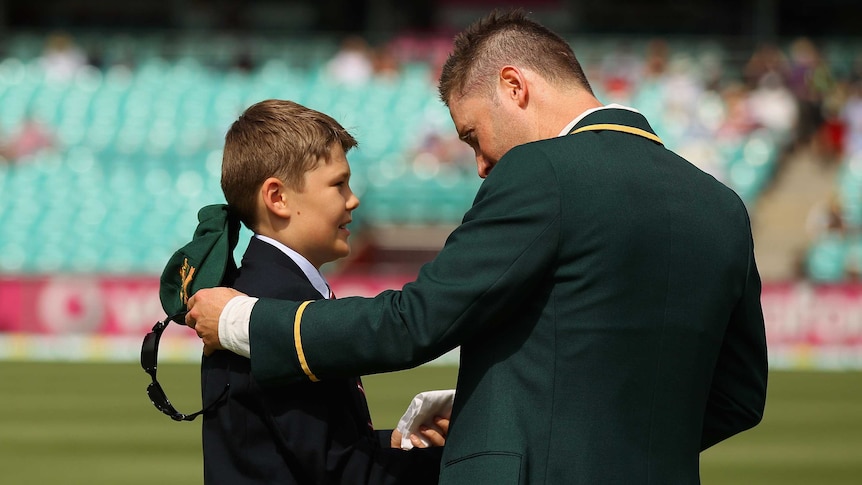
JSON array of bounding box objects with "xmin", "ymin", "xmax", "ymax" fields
[{"xmin": 557, "ymin": 103, "xmax": 640, "ymax": 136}]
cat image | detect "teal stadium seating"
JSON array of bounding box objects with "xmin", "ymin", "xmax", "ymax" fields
[
  {"xmin": 806, "ymin": 233, "xmax": 849, "ymax": 283},
  {"xmin": 0, "ymin": 34, "xmax": 789, "ymax": 273}
]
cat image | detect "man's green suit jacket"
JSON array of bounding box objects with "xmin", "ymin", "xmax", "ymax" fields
[{"xmin": 248, "ymin": 108, "xmax": 768, "ymax": 484}]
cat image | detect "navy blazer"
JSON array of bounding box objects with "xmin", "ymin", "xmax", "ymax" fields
[{"xmin": 202, "ymin": 237, "xmax": 442, "ymax": 484}]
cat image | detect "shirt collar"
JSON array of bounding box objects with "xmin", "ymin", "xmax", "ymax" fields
[
  {"xmin": 557, "ymin": 103, "xmax": 641, "ymax": 137},
  {"xmin": 254, "ymin": 234, "xmax": 332, "ymax": 299}
]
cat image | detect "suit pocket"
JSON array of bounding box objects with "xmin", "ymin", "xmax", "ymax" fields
[{"xmin": 441, "ymin": 451, "xmax": 523, "ymax": 485}]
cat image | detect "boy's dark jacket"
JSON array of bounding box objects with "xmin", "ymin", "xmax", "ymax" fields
[{"xmin": 202, "ymin": 236, "xmax": 443, "ymax": 484}]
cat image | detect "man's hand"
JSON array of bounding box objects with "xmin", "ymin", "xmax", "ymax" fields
[{"xmin": 185, "ymin": 287, "xmax": 244, "ymax": 355}]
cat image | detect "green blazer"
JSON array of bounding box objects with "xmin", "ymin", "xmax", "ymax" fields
[{"xmin": 249, "ymin": 108, "xmax": 768, "ymax": 485}]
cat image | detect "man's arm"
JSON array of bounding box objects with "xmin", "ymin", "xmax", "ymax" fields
[
  {"xmin": 249, "ymin": 147, "xmax": 561, "ymax": 386},
  {"xmin": 700, "ymin": 224, "xmax": 768, "ymax": 450}
]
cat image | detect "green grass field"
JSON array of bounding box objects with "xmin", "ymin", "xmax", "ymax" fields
[{"xmin": 1, "ymin": 362, "xmax": 860, "ymax": 484}]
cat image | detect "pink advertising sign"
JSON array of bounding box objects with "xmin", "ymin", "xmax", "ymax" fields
[{"xmin": 1, "ymin": 276, "xmax": 860, "ymax": 367}]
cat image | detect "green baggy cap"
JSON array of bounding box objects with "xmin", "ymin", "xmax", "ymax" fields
[{"xmin": 159, "ymin": 204, "xmax": 240, "ymax": 317}]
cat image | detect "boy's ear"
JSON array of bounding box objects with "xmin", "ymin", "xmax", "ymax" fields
[{"xmin": 261, "ymin": 177, "xmax": 291, "ymax": 218}]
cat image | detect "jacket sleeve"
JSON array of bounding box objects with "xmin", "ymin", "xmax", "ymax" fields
[
  {"xmin": 249, "ymin": 146, "xmax": 561, "ymax": 386},
  {"xmin": 700, "ymin": 217, "xmax": 768, "ymax": 450}
]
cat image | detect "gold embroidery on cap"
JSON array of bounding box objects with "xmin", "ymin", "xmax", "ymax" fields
[{"xmin": 179, "ymin": 257, "xmax": 196, "ymax": 305}]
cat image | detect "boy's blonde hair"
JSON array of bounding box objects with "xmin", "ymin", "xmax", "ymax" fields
[{"xmin": 221, "ymin": 99, "xmax": 357, "ymax": 230}]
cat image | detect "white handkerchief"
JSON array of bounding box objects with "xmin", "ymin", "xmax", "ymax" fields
[{"xmin": 395, "ymin": 389, "xmax": 456, "ymax": 450}]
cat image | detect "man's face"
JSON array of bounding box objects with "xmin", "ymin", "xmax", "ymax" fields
[
  {"xmin": 285, "ymin": 143, "xmax": 360, "ymax": 268},
  {"xmin": 448, "ymin": 92, "xmax": 531, "ymax": 179}
]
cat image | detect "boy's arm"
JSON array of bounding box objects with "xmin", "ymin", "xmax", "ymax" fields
[{"xmin": 261, "ymin": 384, "xmax": 443, "ymax": 484}]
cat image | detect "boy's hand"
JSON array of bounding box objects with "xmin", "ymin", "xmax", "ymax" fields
[
  {"xmin": 390, "ymin": 415, "xmax": 451, "ymax": 449},
  {"xmin": 417, "ymin": 415, "xmax": 450, "ymax": 447},
  {"xmin": 185, "ymin": 287, "xmax": 244, "ymax": 355}
]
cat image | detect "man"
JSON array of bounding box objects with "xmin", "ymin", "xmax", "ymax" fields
[{"xmin": 186, "ymin": 9, "xmax": 767, "ymax": 484}]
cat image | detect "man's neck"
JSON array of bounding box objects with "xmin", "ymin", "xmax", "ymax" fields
[
  {"xmin": 556, "ymin": 103, "xmax": 641, "ymax": 137},
  {"xmin": 537, "ymin": 89, "xmax": 603, "ymax": 139}
]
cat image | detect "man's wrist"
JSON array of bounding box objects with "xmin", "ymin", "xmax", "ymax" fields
[{"xmin": 219, "ymin": 295, "xmax": 257, "ymax": 357}]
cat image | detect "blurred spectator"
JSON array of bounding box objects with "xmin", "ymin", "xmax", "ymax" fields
[
  {"xmin": 787, "ymin": 37, "xmax": 835, "ymax": 149},
  {"xmin": 850, "ymin": 52, "xmax": 862, "ymax": 85},
  {"xmin": 748, "ymin": 71, "xmax": 798, "ymax": 141},
  {"xmin": 386, "ymin": 31, "xmax": 454, "ymax": 85},
  {"xmin": 411, "ymin": 127, "xmax": 473, "ymax": 176},
  {"xmin": 807, "ymin": 192, "xmax": 846, "ymax": 239},
  {"xmin": 715, "ymin": 81, "xmax": 758, "ymax": 141},
  {"xmin": 0, "ymin": 116, "xmax": 56, "ymax": 162},
  {"xmin": 662, "ymin": 55, "xmax": 704, "ymax": 126},
  {"xmin": 699, "ymin": 51, "xmax": 726, "ymax": 93},
  {"xmin": 233, "ymin": 46, "xmax": 255, "ymax": 73},
  {"xmin": 599, "ymin": 42, "xmax": 642, "ymax": 103},
  {"xmin": 642, "ymin": 39, "xmax": 670, "ymax": 81},
  {"xmin": 817, "ymin": 79, "xmax": 850, "ymax": 162},
  {"xmin": 0, "ymin": 128, "xmax": 9, "ymax": 163},
  {"xmin": 841, "ymin": 80, "xmax": 862, "ymax": 157},
  {"xmin": 38, "ymin": 32, "xmax": 88, "ymax": 82},
  {"xmin": 326, "ymin": 35, "xmax": 374, "ymax": 86},
  {"xmin": 743, "ymin": 43, "xmax": 789, "ymax": 90},
  {"xmin": 371, "ymin": 44, "xmax": 402, "ymax": 82}
]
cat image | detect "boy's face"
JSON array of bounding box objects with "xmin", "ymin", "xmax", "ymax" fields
[{"xmin": 286, "ymin": 143, "xmax": 360, "ymax": 268}]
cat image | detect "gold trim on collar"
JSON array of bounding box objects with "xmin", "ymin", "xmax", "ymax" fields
[
  {"xmin": 293, "ymin": 300, "xmax": 319, "ymax": 382},
  {"xmin": 569, "ymin": 123, "xmax": 664, "ymax": 145}
]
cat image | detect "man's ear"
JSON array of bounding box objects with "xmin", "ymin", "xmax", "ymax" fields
[
  {"xmin": 261, "ymin": 177, "xmax": 291, "ymax": 218},
  {"xmin": 499, "ymin": 65, "xmax": 528, "ymax": 108}
]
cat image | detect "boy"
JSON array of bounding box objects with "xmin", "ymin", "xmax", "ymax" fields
[{"xmin": 193, "ymin": 99, "xmax": 444, "ymax": 483}]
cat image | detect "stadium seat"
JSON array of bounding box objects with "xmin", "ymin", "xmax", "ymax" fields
[{"xmin": 806, "ymin": 234, "xmax": 849, "ymax": 282}]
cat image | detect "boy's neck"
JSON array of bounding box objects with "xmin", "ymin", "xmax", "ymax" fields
[
  {"xmin": 254, "ymin": 229, "xmax": 319, "ymax": 269},
  {"xmin": 253, "ymin": 234, "xmax": 333, "ymax": 300}
]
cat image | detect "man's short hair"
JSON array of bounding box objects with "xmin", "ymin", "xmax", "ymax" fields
[
  {"xmin": 438, "ymin": 8, "xmax": 593, "ymax": 105},
  {"xmin": 221, "ymin": 99, "xmax": 357, "ymax": 230}
]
